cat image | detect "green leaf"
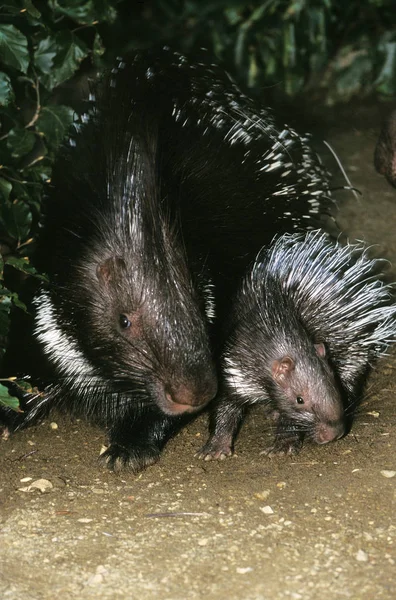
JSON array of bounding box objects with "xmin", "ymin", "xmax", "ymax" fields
[
  {"xmin": 10, "ymin": 292, "xmax": 28, "ymax": 312},
  {"xmin": 35, "ymin": 31, "xmax": 89, "ymax": 91},
  {"xmin": 0, "ymin": 178, "xmax": 12, "ymax": 203},
  {"xmin": 48, "ymin": 0, "xmax": 117, "ymax": 25},
  {"xmin": 0, "ymin": 72, "xmax": 14, "ymax": 107},
  {"xmin": 224, "ymin": 7, "xmax": 243, "ymax": 25},
  {"xmin": 0, "ymin": 292, "xmax": 11, "ymax": 343},
  {"xmin": 375, "ymin": 40, "xmax": 396, "ymax": 96},
  {"xmin": 0, "ymin": 200, "xmax": 32, "ymax": 243},
  {"xmin": 5, "ymin": 255, "xmax": 47, "ymax": 282},
  {"xmin": 92, "ymin": 31, "xmax": 105, "ymax": 64},
  {"xmin": 333, "ymin": 46, "xmax": 372, "ymax": 100},
  {"xmin": 0, "ymin": 383, "xmax": 21, "ymax": 411},
  {"xmin": 0, "ymin": 383, "xmax": 14, "ymax": 410},
  {"xmin": 34, "ymin": 36, "xmax": 58, "ymax": 75},
  {"xmin": 37, "ymin": 105, "xmax": 75, "ymax": 149},
  {"xmin": 23, "ymin": 164, "xmax": 52, "ymax": 185},
  {"xmin": 23, "ymin": 0, "xmax": 42, "ymax": 19},
  {"xmin": 0, "ymin": 25, "xmax": 29, "ymax": 74},
  {"xmin": 6, "ymin": 127, "xmax": 36, "ymax": 159}
]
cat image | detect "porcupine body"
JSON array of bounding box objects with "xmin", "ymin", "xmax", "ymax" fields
[
  {"xmin": 198, "ymin": 231, "xmax": 396, "ymax": 460},
  {"xmin": 1, "ymin": 53, "xmax": 220, "ymax": 472},
  {"xmin": 1, "ymin": 47, "xmax": 336, "ymax": 470}
]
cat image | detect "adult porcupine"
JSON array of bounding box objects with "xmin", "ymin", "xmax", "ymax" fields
[
  {"xmin": 198, "ymin": 230, "xmax": 396, "ymax": 460},
  {"xmin": 1, "ymin": 47, "xmax": 336, "ymax": 470},
  {"xmin": 1, "ymin": 53, "xmax": 219, "ymax": 472}
]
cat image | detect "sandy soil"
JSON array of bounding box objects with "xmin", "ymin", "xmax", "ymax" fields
[{"xmin": 0, "ymin": 104, "xmax": 395, "ymax": 600}]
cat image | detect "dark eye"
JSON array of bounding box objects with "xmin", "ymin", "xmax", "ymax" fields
[
  {"xmin": 296, "ymin": 396, "xmax": 304, "ymax": 405},
  {"xmin": 119, "ymin": 314, "xmax": 131, "ymax": 329}
]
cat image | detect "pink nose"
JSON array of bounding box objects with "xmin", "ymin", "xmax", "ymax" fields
[
  {"xmin": 158, "ymin": 377, "xmax": 218, "ymax": 416},
  {"xmin": 315, "ymin": 422, "xmax": 345, "ymax": 444}
]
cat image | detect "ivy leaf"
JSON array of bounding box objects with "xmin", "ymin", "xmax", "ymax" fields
[
  {"xmin": 375, "ymin": 40, "xmax": 396, "ymax": 96},
  {"xmin": 0, "ymin": 200, "xmax": 32, "ymax": 243},
  {"xmin": 92, "ymin": 31, "xmax": 105, "ymax": 65},
  {"xmin": 35, "ymin": 31, "xmax": 89, "ymax": 91},
  {"xmin": 0, "ymin": 72, "xmax": 14, "ymax": 107},
  {"xmin": 23, "ymin": 164, "xmax": 52, "ymax": 185},
  {"xmin": 0, "ymin": 178, "xmax": 12, "ymax": 203},
  {"xmin": 6, "ymin": 127, "xmax": 36, "ymax": 159},
  {"xmin": 224, "ymin": 7, "xmax": 244, "ymax": 25},
  {"xmin": 0, "ymin": 383, "xmax": 19, "ymax": 410},
  {"xmin": 0, "ymin": 292, "xmax": 11, "ymax": 345},
  {"xmin": 5, "ymin": 255, "xmax": 47, "ymax": 282},
  {"xmin": 0, "ymin": 25, "xmax": 29, "ymax": 74},
  {"xmin": 48, "ymin": 0, "xmax": 117, "ymax": 25},
  {"xmin": 36, "ymin": 105, "xmax": 75, "ymax": 149},
  {"xmin": 23, "ymin": 0, "xmax": 42, "ymax": 19},
  {"xmin": 34, "ymin": 36, "xmax": 58, "ymax": 75}
]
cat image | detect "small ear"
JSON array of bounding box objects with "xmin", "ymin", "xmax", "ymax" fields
[
  {"xmin": 314, "ymin": 342, "xmax": 326, "ymax": 358},
  {"xmin": 96, "ymin": 257, "xmax": 126, "ymax": 285},
  {"xmin": 272, "ymin": 356, "xmax": 295, "ymax": 387}
]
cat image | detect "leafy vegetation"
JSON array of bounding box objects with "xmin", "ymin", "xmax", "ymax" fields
[{"xmin": 1, "ymin": 0, "xmax": 395, "ymax": 410}]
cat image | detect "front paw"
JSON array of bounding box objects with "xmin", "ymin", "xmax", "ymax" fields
[
  {"xmin": 196, "ymin": 434, "xmax": 233, "ymax": 461},
  {"xmin": 99, "ymin": 442, "xmax": 161, "ymax": 472},
  {"xmin": 261, "ymin": 433, "xmax": 304, "ymax": 457}
]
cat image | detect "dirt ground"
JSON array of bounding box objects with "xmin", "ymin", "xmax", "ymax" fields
[{"xmin": 0, "ymin": 104, "xmax": 395, "ymax": 600}]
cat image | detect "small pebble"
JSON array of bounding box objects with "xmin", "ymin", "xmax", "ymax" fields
[
  {"xmin": 78, "ymin": 518, "xmax": 94, "ymax": 523},
  {"xmin": 197, "ymin": 538, "xmax": 209, "ymax": 546},
  {"xmin": 254, "ymin": 490, "xmax": 270, "ymax": 500},
  {"xmin": 19, "ymin": 479, "xmax": 53, "ymax": 493},
  {"xmin": 49, "ymin": 422, "xmax": 58, "ymax": 430},
  {"xmin": 356, "ymin": 549, "xmax": 369, "ymax": 562},
  {"xmin": 260, "ymin": 505, "xmax": 274, "ymax": 515},
  {"xmin": 236, "ymin": 567, "xmax": 253, "ymax": 574},
  {"xmin": 96, "ymin": 565, "xmax": 107, "ymax": 574},
  {"xmin": 380, "ymin": 470, "xmax": 395, "ymax": 479},
  {"xmin": 86, "ymin": 573, "xmax": 104, "ymax": 585}
]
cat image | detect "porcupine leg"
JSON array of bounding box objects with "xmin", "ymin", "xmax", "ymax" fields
[
  {"xmin": 100, "ymin": 408, "xmax": 191, "ymax": 472},
  {"xmin": 196, "ymin": 394, "xmax": 248, "ymax": 460},
  {"xmin": 262, "ymin": 415, "xmax": 305, "ymax": 456}
]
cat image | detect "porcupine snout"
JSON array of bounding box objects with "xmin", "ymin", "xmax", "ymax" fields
[
  {"xmin": 311, "ymin": 386, "xmax": 346, "ymax": 444},
  {"xmin": 162, "ymin": 379, "xmax": 217, "ymax": 415},
  {"xmin": 292, "ymin": 352, "xmax": 346, "ymax": 446},
  {"xmin": 314, "ymin": 419, "xmax": 345, "ymax": 444},
  {"xmin": 150, "ymin": 360, "xmax": 218, "ymax": 416}
]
